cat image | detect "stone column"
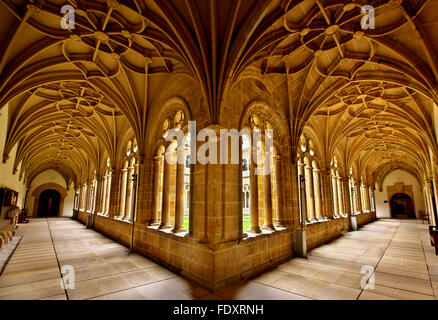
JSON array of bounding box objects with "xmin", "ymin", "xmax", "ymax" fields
[
  {"xmin": 105, "ymin": 174, "xmax": 112, "ymax": 215},
  {"xmin": 108, "ymin": 170, "xmax": 120, "ymax": 219},
  {"xmin": 364, "ymin": 186, "xmax": 368, "ymax": 211},
  {"xmin": 424, "ymin": 183, "xmax": 431, "ymax": 216},
  {"xmin": 262, "ymin": 152, "xmax": 275, "ymax": 231},
  {"xmin": 150, "ymin": 156, "xmax": 162, "ymax": 225},
  {"xmin": 119, "ymin": 168, "xmax": 128, "ymax": 219},
  {"xmin": 191, "ymin": 124, "xmax": 241, "ymax": 244},
  {"xmin": 355, "ymin": 182, "xmax": 363, "ymax": 214},
  {"xmin": 248, "ymin": 147, "xmax": 261, "ymax": 233},
  {"xmin": 432, "ymin": 177, "xmax": 438, "ymax": 225},
  {"xmin": 332, "ymin": 173, "xmax": 339, "ymax": 217},
  {"xmin": 429, "ymin": 184, "xmax": 435, "ymax": 224},
  {"xmin": 337, "ymin": 176, "xmax": 343, "ymax": 215},
  {"xmin": 159, "ymin": 154, "xmax": 172, "ymax": 229},
  {"xmin": 90, "ymin": 181, "xmax": 96, "ymax": 213},
  {"xmin": 83, "ymin": 184, "xmax": 87, "ymax": 210},
  {"xmin": 350, "ymin": 181, "xmax": 356, "ymax": 214},
  {"xmin": 132, "ymin": 161, "xmax": 141, "ymax": 223},
  {"xmin": 133, "ymin": 155, "xmax": 146, "ymax": 224},
  {"xmin": 125, "ymin": 166, "xmax": 135, "ymax": 220},
  {"xmin": 364, "ymin": 184, "xmax": 369, "ymax": 212},
  {"xmin": 101, "ymin": 176, "xmax": 107, "ymax": 213},
  {"xmin": 321, "ymin": 168, "xmax": 334, "ymax": 218},
  {"xmin": 88, "ymin": 181, "xmax": 93, "ymax": 211},
  {"xmin": 304, "ymin": 163, "xmax": 315, "ymax": 221},
  {"xmin": 297, "ymin": 161, "xmax": 306, "ymax": 225},
  {"xmin": 423, "ymin": 186, "xmax": 430, "ymax": 217},
  {"xmin": 367, "ymin": 186, "xmax": 372, "ymax": 211},
  {"xmin": 342, "ymin": 178, "xmax": 352, "ymax": 215},
  {"xmin": 425, "ymin": 183, "xmax": 434, "ymax": 223},
  {"xmin": 173, "ymin": 160, "xmax": 187, "ymax": 233},
  {"xmin": 273, "ymin": 155, "xmax": 284, "ymax": 227},
  {"xmin": 78, "ymin": 185, "xmax": 83, "ymax": 210},
  {"xmin": 313, "ymin": 168, "xmax": 322, "ymax": 219},
  {"xmin": 429, "ymin": 180, "xmax": 437, "ymax": 225},
  {"xmin": 94, "ymin": 175, "xmax": 102, "ymax": 213},
  {"xmin": 84, "ymin": 181, "xmax": 89, "ymax": 211},
  {"xmin": 364, "ymin": 185, "xmax": 369, "ymax": 211}
]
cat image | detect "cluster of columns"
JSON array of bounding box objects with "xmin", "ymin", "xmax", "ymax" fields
[
  {"xmin": 297, "ymin": 159, "xmax": 322, "ymax": 221},
  {"xmin": 118, "ymin": 161, "xmax": 136, "ymax": 221},
  {"xmin": 353, "ymin": 182, "xmax": 361, "ymax": 214},
  {"xmin": 150, "ymin": 148, "xmax": 187, "ymax": 233},
  {"xmin": 424, "ymin": 179, "xmax": 438, "ymax": 225},
  {"xmin": 100, "ymin": 170, "xmax": 112, "ymax": 215},
  {"xmin": 76, "ymin": 178, "xmax": 98, "ymax": 213},
  {"xmin": 297, "ymin": 161, "xmax": 376, "ymax": 223},
  {"xmin": 247, "ymin": 147, "xmax": 284, "ymax": 233},
  {"xmin": 331, "ymin": 170, "xmax": 344, "ymax": 217},
  {"xmin": 78, "ymin": 183, "xmax": 87, "ymax": 211},
  {"xmin": 75, "ymin": 157, "xmax": 144, "ymax": 224}
]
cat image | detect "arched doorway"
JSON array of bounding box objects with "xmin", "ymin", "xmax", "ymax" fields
[
  {"xmin": 31, "ymin": 183, "xmax": 68, "ymax": 217},
  {"xmin": 37, "ymin": 189, "xmax": 61, "ymax": 217},
  {"xmin": 390, "ymin": 193, "xmax": 415, "ymax": 218}
]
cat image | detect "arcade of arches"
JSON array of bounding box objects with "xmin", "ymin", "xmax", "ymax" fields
[{"xmin": 1, "ymin": 0, "xmax": 438, "ymax": 292}]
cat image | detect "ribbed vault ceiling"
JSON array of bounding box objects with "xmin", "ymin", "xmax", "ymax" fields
[{"xmin": 0, "ymin": 0, "xmax": 437, "ymax": 188}]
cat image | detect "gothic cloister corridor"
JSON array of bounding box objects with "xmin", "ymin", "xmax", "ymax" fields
[
  {"xmin": 1, "ymin": 0, "xmax": 438, "ymax": 307},
  {"xmin": 0, "ymin": 217, "xmax": 436, "ymax": 300}
]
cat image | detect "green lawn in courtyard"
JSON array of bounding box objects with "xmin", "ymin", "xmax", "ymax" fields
[
  {"xmin": 183, "ymin": 214, "xmax": 251, "ymax": 232},
  {"xmin": 184, "ymin": 215, "xmax": 189, "ymax": 231},
  {"xmin": 243, "ymin": 213, "xmax": 250, "ymax": 232}
]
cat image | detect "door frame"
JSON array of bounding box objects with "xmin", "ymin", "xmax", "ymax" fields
[
  {"xmin": 32, "ymin": 183, "xmax": 67, "ymax": 217},
  {"xmin": 390, "ymin": 192, "xmax": 414, "ymax": 218}
]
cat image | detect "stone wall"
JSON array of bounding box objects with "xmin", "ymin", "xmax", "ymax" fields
[
  {"xmin": 357, "ymin": 211, "xmax": 377, "ymax": 228},
  {"xmin": 77, "ymin": 209, "xmax": 293, "ymax": 291},
  {"xmin": 304, "ymin": 212, "xmax": 376, "ymax": 250},
  {"xmin": 75, "ymin": 209, "xmax": 376, "ymax": 291},
  {"xmin": 304, "ymin": 217, "xmax": 350, "ymax": 250}
]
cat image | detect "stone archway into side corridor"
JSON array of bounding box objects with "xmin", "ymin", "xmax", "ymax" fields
[
  {"xmin": 32, "ymin": 183, "xmax": 68, "ymax": 218},
  {"xmin": 387, "ymin": 182, "xmax": 416, "ymax": 219},
  {"xmin": 390, "ymin": 193, "xmax": 415, "ymax": 219}
]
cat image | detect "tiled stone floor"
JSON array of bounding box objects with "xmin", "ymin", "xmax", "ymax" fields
[{"xmin": 0, "ymin": 217, "xmax": 437, "ymax": 300}]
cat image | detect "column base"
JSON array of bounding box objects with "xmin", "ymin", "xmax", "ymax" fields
[
  {"xmin": 261, "ymin": 224, "xmax": 275, "ymax": 231},
  {"xmin": 159, "ymin": 224, "xmax": 172, "ymax": 230},
  {"xmin": 246, "ymin": 225, "xmax": 262, "ymax": 234},
  {"xmin": 172, "ymin": 226, "xmax": 187, "ymax": 233},
  {"xmin": 149, "ymin": 220, "xmax": 161, "ymax": 226},
  {"xmin": 274, "ymin": 221, "xmax": 285, "ymax": 228}
]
